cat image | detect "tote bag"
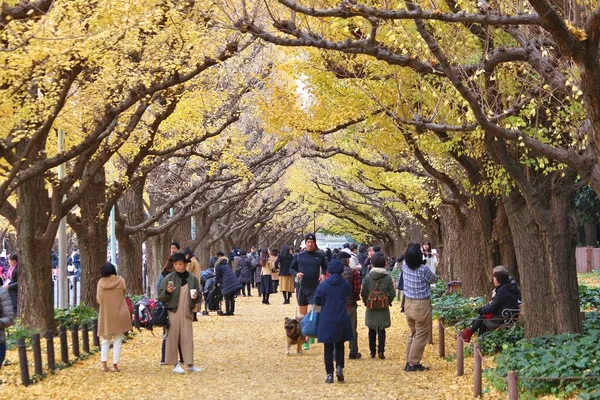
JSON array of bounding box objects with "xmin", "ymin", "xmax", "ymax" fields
[{"xmin": 300, "ymin": 308, "xmax": 319, "ymax": 338}]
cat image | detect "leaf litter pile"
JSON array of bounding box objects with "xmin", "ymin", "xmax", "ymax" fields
[{"xmin": 0, "ymin": 294, "xmax": 510, "ymax": 399}]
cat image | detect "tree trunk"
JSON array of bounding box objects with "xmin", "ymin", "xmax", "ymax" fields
[
  {"xmin": 493, "ymin": 198, "xmax": 518, "ymax": 281},
  {"xmin": 174, "ymin": 216, "xmax": 192, "ymax": 248},
  {"xmin": 146, "ymin": 232, "xmax": 171, "ymax": 297},
  {"xmin": 16, "ymin": 175, "xmax": 56, "ymax": 330},
  {"xmin": 115, "ymin": 181, "xmax": 145, "ymax": 295},
  {"xmin": 69, "ymin": 168, "xmax": 107, "ymax": 309},
  {"xmin": 503, "ymin": 174, "xmax": 581, "ymax": 337},
  {"xmin": 584, "ymin": 222, "xmax": 598, "ymax": 247},
  {"xmin": 438, "ymin": 200, "xmax": 494, "ymax": 297}
]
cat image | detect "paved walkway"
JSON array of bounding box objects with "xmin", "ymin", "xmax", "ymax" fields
[{"xmin": 0, "ymin": 293, "xmax": 500, "ymax": 399}]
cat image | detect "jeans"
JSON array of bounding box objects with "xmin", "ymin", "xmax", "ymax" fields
[
  {"xmin": 324, "ymin": 341, "xmax": 345, "ymax": 374},
  {"xmin": 224, "ymin": 293, "xmax": 235, "ymax": 314},
  {"xmin": 0, "ymin": 343, "xmax": 5, "ymax": 370},
  {"xmin": 101, "ymin": 334, "xmax": 123, "ymax": 364},
  {"xmin": 368, "ymin": 328, "xmax": 386, "ymax": 354}
]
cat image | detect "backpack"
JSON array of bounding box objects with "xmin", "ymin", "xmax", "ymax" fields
[
  {"xmin": 134, "ymin": 298, "xmax": 155, "ymax": 330},
  {"xmin": 152, "ymin": 300, "xmax": 169, "ymax": 327},
  {"xmin": 367, "ymin": 283, "xmax": 388, "ymax": 310}
]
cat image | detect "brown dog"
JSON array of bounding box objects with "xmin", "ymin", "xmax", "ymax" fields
[{"xmin": 284, "ymin": 316, "xmax": 304, "ymax": 355}]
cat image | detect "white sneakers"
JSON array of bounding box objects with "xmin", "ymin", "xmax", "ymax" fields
[
  {"xmin": 173, "ymin": 364, "xmax": 202, "ymax": 374},
  {"xmin": 173, "ymin": 364, "xmax": 185, "ymax": 374}
]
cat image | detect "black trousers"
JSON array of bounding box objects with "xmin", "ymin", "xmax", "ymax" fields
[
  {"xmin": 470, "ymin": 318, "xmax": 489, "ymax": 335},
  {"xmin": 224, "ymin": 293, "xmax": 235, "ymax": 315},
  {"xmin": 324, "ymin": 341, "xmax": 345, "ymax": 374},
  {"xmin": 241, "ymin": 283, "xmax": 251, "ymax": 296},
  {"xmin": 161, "ymin": 330, "xmax": 183, "ymax": 363},
  {"xmin": 368, "ymin": 328, "xmax": 386, "ymax": 354}
]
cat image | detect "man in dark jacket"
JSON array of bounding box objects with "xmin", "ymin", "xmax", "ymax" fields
[
  {"xmin": 337, "ymin": 252, "xmax": 361, "ymax": 359},
  {"xmin": 461, "ymin": 268, "xmax": 521, "ymax": 342},
  {"xmin": 215, "ymin": 254, "xmax": 242, "ymax": 316}
]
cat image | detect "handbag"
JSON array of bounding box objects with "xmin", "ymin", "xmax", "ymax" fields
[
  {"xmin": 125, "ymin": 296, "xmax": 134, "ymax": 314},
  {"xmin": 300, "ymin": 308, "xmax": 319, "ymax": 338}
]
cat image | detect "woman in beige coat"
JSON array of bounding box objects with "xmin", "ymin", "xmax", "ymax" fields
[{"xmin": 97, "ymin": 263, "xmax": 132, "ymax": 372}]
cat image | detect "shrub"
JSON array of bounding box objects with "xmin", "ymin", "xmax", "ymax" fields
[
  {"xmin": 579, "ymin": 285, "xmax": 600, "ymax": 310},
  {"xmin": 432, "ymin": 291, "xmax": 485, "ymax": 326},
  {"xmin": 5, "ymin": 320, "xmax": 41, "ymax": 350},
  {"xmin": 487, "ymin": 312, "xmax": 600, "ymax": 398},
  {"xmin": 479, "ymin": 324, "xmax": 524, "ymax": 355},
  {"xmin": 54, "ymin": 304, "xmax": 98, "ymax": 328}
]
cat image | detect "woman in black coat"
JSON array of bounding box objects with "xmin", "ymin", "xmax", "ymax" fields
[
  {"xmin": 237, "ymin": 251, "xmax": 253, "ymax": 297},
  {"xmin": 2, "ymin": 254, "xmax": 18, "ymax": 316},
  {"xmin": 215, "ymin": 255, "xmax": 242, "ymax": 316},
  {"xmin": 275, "ymin": 245, "xmax": 295, "ymax": 304}
]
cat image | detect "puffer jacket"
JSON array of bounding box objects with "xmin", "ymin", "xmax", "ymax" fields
[
  {"xmin": 215, "ymin": 258, "xmax": 242, "ymax": 295},
  {"xmin": 0, "ymin": 287, "xmax": 15, "ymax": 344}
]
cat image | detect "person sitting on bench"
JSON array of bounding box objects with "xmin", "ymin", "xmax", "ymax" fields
[{"xmin": 462, "ymin": 266, "xmax": 520, "ymax": 343}]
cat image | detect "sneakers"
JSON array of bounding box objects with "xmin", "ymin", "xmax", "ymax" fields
[
  {"xmin": 335, "ymin": 366, "xmax": 344, "ymax": 382},
  {"xmin": 303, "ymin": 342, "xmax": 310, "ymax": 350},
  {"xmin": 462, "ymin": 328, "xmax": 474, "ymax": 343},
  {"xmin": 404, "ymin": 363, "xmax": 430, "ymax": 372},
  {"xmin": 309, "ymin": 337, "xmax": 315, "ymax": 344},
  {"xmin": 325, "ymin": 373, "xmax": 334, "ymax": 384},
  {"xmin": 173, "ymin": 364, "xmax": 185, "ymax": 374},
  {"xmin": 187, "ymin": 365, "xmax": 202, "ymax": 373}
]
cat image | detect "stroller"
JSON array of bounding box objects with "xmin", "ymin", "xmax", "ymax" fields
[{"xmin": 201, "ymin": 269, "xmax": 223, "ymax": 315}]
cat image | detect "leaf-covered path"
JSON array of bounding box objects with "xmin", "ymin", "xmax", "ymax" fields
[{"xmin": 1, "ymin": 294, "xmax": 506, "ymax": 399}]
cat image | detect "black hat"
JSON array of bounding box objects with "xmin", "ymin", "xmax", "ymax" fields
[
  {"xmin": 336, "ymin": 252, "xmax": 351, "ymax": 260},
  {"xmin": 168, "ymin": 253, "xmax": 190, "ymax": 263},
  {"xmin": 304, "ymin": 233, "xmax": 317, "ymax": 242}
]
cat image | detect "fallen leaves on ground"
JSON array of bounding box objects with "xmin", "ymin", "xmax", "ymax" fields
[{"xmin": 1, "ymin": 293, "xmax": 514, "ymax": 399}]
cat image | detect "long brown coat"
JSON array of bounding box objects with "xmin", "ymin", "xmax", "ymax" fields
[
  {"xmin": 187, "ymin": 258, "xmax": 202, "ymax": 313},
  {"xmin": 97, "ymin": 276, "xmax": 132, "ymax": 337}
]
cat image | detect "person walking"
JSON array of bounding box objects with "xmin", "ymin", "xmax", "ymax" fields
[
  {"xmin": 97, "ymin": 263, "xmax": 133, "ymax": 372},
  {"xmin": 259, "ymin": 248, "xmax": 273, "ymax": 304},
  {"xmin": 159, "ymin": 253, "xmax": 202, "ymax": 374},
  {"xmin": 361, "ymin": 253, "xmax": 395, "ymax": 359},
  {"xmin": 2, "ymin": 254, "xmax": 18, "ymax": 316},
  {"xmin": 184, "ymin": 247, "xmax": 202, "ymax": 321},
  {"xmin": 237, "ymin": 250, "xmax": 253, "ymax": 297},
  {"xmin": 270, "ymin": 248, "xmax": 280, "ymax": 294},
  {"xmin": 0, "ymin": 286, "xmax": 15, "ymax": 370},
  {"xmin": 402, "ymin": 243, "xmax": 438, "ymax": 371},
  {"xmin": 314, "ymin": 260, "xmax": 354, "ymax": 383},
  {"xmin": 276, "ymin": 245, "xmax": 295, "ymax": 304},
  {"xmin": 215, "ymin": 253, "xmax": 242, "ymax": 315},
  {"xmin": 336, "ymin": 252, "xmax": 362, "ymax": 359}
]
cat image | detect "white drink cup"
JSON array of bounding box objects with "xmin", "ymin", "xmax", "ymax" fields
[{"xmin": 190, "ymin": 289, "xmax": 198, "ymax": 299}]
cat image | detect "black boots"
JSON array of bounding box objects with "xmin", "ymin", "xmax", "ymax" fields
[{"xmin": 335, "ymin": 366, "xmax": 344, "ymax": 382}]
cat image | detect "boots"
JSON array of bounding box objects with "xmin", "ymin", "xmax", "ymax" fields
[{"xmin": 462, "ymin": 328, "xmax": 474, "ymax": 343}]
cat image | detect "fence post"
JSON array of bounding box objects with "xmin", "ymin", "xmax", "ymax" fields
[
  {"xmin": 17, "ymin": 338, "xmax": 30, "ymax": 386},
  {"xmin": 456, "ymin": 331, "xmax": 464, "ymax": 376},
  {"xmin": 586, "ymin": 246, "xmax": 592, "ymax": 273},
  {"xmin": 71, "ymin": 323, "xmax": 80, "ymax": 358},
  {"xmin": 474, "ymin": 342, "xmax": 482, "ymax": 398},
  {"xmin": 134, "ymin": 303, "xmax": 140, "ymax": 330},
  {"xmin": 438, "ymin": 318, "xmax": 445, "ymax": 358},
  {"xmin": 507, "ymin": 370, "xmax": 519, "ymax": 400},
  {"xmin": 92, "ymin": 318, "xmax": 100, "ymax": 347},
  {"xmin": 82, "ymin": 323, "xmax": 90, "ymax": 353},
  {"xmin": 45, "ymin": 330, "xmax": 55, "ymax": 373},
  {"xmin": 32, "ymin": 333, "xmax": 43, "ymax": 377},
  {"xmin": 59, "ymin": 325, "xmax": 69, "ymax": 364},
  {"xmin": 73, "ymin": 277, "xmax": 78, "ymax": 306}
]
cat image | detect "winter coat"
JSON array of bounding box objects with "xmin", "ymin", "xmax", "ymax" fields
[
  {"xmin": 158, "ymin": 271, "xmax": 201, "ymax": 315},
  {"xmin": 275, "ymin": 254, "xmax": 294, "ymax": 276},
  {"xmin": 314, "ymin": 274, "xmax": 354, "ymax": 344},
  {"xmin": 96, "ymin": 276, "xmax": 133, "ymax": 337},
  {"xmin": 5, "ymin": 264, "xmax": 18, "ymax": 315},
  {"xmin": 237, "ymin": 255, "xmax": 253, "ymax": 283},
  {"xmin": 361, "ymin": 268, "xmax": 396, "ymax": 330},
  {"xmin": 0, "ymin": 287, "xmax": 15, "ymax": 344},
  {"xmin": 186, "ymin": 258, "xmax": 202, "ymax": 313},
  {"xmin": 270, "ymin": 255, "xmax": 280, "ymax": 281},
  {"xmin": 479, "ymin": 281, "xmax": 520, "ymax": 318},
  {"xmin": 215, "ymin": 258, "xmax": 242, "ymax": 295}
]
